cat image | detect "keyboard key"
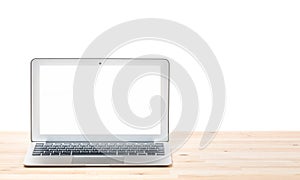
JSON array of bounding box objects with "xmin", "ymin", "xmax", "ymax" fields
[
  {"xmin": 51, "ymin": 152, "xmax": 59, "ymax": 156},
  {"xmin": 61, "ymin": 151, "xmax": 71, "ymax": 155},
  {"xmin": 157, "ymin": 153, "xmax": 165, "ymax": 156},
  {"xmin": 41, "ymin": 152, "xmax": 51, "ymax": 156}
]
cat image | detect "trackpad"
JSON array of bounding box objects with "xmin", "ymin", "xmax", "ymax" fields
[{"xmin": 72, "ymin": 157, "xmax": 125, "ymax": 164}]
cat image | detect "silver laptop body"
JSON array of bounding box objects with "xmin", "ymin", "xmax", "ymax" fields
[{"xmin": 24, "ymin": 58, "xmax": 172, "ymax": 166}]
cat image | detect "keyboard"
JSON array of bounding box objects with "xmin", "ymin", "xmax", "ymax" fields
[{"xmin": 32, "ymin": 142, "xmax": 165, "ymax": 156}]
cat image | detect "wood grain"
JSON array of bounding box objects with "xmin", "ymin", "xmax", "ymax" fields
[{"xmin": 1, "ymin": 131, "xmax": 300, "ymax": 179}]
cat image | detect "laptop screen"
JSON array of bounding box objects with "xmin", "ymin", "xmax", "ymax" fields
[{"xmin": 38, "ymin": 62, "xmax": 163, "ymax": 136}]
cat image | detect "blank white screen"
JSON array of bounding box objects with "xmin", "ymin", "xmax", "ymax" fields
[{"xmin": 39, "ymin": 65, "xmax": 162, "ymax": 135}]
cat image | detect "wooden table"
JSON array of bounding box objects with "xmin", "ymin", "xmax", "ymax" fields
[{"xmin": 1, "ymin": 132, "xmax": 300, "ymax": 179}]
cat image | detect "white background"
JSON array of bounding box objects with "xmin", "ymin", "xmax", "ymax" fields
[{"xmin": 1, "ymin": 0, "xmax": 300, "ymax": 132}]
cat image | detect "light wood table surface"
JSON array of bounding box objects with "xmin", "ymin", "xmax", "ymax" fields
[{"xmin": 1, "ymin": 131, "xmax": 300, "ymax": 180}]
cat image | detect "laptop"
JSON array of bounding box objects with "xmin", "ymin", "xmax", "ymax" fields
[{"xmin": 24, "ymin": 58, "xmax": 172, "ymax": 166}]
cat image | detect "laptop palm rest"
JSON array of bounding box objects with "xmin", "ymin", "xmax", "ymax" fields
[{"xmin": 71, "ymin": 157, "xmax": 125, "ymax": 164}]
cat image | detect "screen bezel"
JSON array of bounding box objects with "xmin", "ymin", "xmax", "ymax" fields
[{"xmin": 31, "ymin": 58, "xmax": 169, "ymax": 142}]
